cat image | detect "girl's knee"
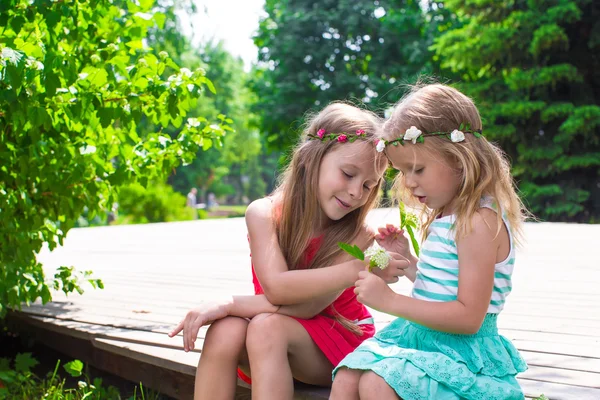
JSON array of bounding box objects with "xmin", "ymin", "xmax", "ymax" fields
[
  {"xmin": 333, "ymin": 368, "xmax": 361, "ymax": 385},
  {"xmin": 359, "ymin": 371, "xmax": 394, "ymax": 399},
  {"xmin": 330, "ymin": 368, "xmax": 362, "ymax": 399},
  {"xmin": 203, "ymin": 316, "xmax": 248, "ymax": 357},
  {"xmin": 246, "ymin": 313, "xmax": 289, "ymax": 353}
]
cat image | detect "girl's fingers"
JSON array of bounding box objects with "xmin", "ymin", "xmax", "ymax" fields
[
  {"xmin": 169, "ymin": 321, "xmax": 184, "ymax": 338},
  {"xmin": 183, "ymin": 321, "xmax": 189, "ymax": 351}
]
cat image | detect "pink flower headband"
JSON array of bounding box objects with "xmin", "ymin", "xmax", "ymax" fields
[{"xmin": 307, "ymin": 128, "xmax": 369, "ymax": 143}]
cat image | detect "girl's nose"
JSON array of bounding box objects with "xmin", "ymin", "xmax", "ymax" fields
[
  {"xmin": 348, "ymin": 182, "xmax": 363, "ymax": 200},
  {"xmin": 405, "ymin": 175, "xmax": 417, "ymax": 188}
]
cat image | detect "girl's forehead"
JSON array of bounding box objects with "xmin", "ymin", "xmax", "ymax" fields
[
  {"xmin": 386, "ymin": 143, "xmax": 426, "ymax": 167},
  {"xmin": 330, "ymin": 140, "xmax": 375, "ymax": 159},
  {"xmin": 329, "ymin": 142, "xmax": 387, "ymax": 174}
]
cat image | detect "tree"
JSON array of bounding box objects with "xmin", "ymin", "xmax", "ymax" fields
[
  {"xmin": 434, "ymin": 0, "xmax": 600, "ymax": 221},
  {"xmin": 0, "ymin": 0, "xmax": 229, "ymax": 315},
  {"xmin": 169, "ymin": 42, "xmax": 265, "ymax": 203},
  {"xmin": 253, "ymin": 0, "xmax": 444, "ymax": 151}
]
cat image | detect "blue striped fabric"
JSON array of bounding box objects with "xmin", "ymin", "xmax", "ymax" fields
[{"xmin": 411, "ymin": 198, "xmax": 516, "ymax": 313}]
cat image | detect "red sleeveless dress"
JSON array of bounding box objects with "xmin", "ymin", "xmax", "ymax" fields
[{"xmin": 238, "ymin": 236, "xmax": 375, "ymax": 384}]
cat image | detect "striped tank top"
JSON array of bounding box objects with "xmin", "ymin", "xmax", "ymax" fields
[{"xmin": 411, "ymin": 197, "xmax": 515, "ymax": 313}]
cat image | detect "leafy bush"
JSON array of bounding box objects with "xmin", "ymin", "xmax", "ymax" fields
[
  {"xmin": 0, "ymin": 354, "xmax": 160, "ymax": 399},
  {"xmin": 0, "ymin": 0, "xmax": 229, "ymax": 315},
  {"xmin": 116, "ymin": 183, "xmax": 195, "ymax": 224}
]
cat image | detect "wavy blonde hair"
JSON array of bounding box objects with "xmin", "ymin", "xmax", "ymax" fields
[
  {"xmin": 272, "ymin": 102, "xmax": 386, "ymax": 334},
  {"xmin": 384, "ymin": 84, "xmax": 530, "ymax": 245}
]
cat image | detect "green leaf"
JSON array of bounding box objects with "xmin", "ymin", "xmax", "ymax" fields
[
  {"xmin": 15, "ymin": 353, "xmax": 39, "ymax": 373},
  {"xmin": 64, "ymin": 359, "xmax": 84, "ymax": 377},
  {"xmin": 45, "ymin": 11, "xmax": 61, "ymax": 29},
  {"xmin": 338, "ymin": 242, "xmax": 365, "ymax": 261},
  {"xmin": 0, "ymin": 358, "xmax": 11, "ymax": 371},
  {"xmin": 41, "ymin": 285, "xmax": 52, "ymax": 304},
  {"xmin": 405, "ymin": 225, "xmax": 420, "ymax": 257}
]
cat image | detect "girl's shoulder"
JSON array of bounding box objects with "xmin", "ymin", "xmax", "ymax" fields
[
  {"xmin": 245, "ymin": 197, "xmax": 276, "ymax": 226},
  {"xmin": 456, "ymin": 207, "xmax": 505, "ymax": 248}
]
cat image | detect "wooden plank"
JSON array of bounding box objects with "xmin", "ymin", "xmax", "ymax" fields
[
  {"xmin": 519, "ymin": 351, "xmax": 600, "ymax": 374},
  {"xmin": 520, "ymin": 364, "xmax": 600, "ymax": 388},
  {"xmin": 15, "ymin": 313, "xmax": 204, "ymax": 351},
  {"xmin": 501, "ymin": 329, "xmax": 600, "ymax": 347},
  {"xmin": 512, "ymin": 339, "xmax": 600, "ymax": 359},
  {"xmin": 518, "ymin": 378, "xmax": 600, "ymax": 400},
  {"xmin": 94, "ymin": 338, "xmax": 199, "ymax": 376}
]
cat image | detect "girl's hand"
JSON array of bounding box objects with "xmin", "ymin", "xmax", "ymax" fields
[
  {"xmin": 354, "ymin": 270, "xmax": 396, "ymax": 310},
  {"xmin": 375, "ymin": 224, "xmax": 411, "ymax": 259},
  {"xmin": 368, "ymin": 251, "xmax": 410, "ymax": 283},
  {"xmin": 168, "ymin": 302, "xmax": 231, "ymax": 352}
]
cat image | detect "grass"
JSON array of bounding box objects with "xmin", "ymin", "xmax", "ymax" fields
[
  {"xmin": 205, "ymin": 204, "xmax": 247, "ymax": 219},
  {"xmin": 0, "ymin": 354, "xmax": 165, "ymax": 399}
]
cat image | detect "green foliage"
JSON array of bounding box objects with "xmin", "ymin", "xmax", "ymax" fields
[
  {"xmin": 433, "ymin": 0, "xmax": 599, "ymax": 221},
  {"xmin": 338, "ymin": 243, "xmax": 365, "ymax": 261},
  {"xmin": 253, "ymin": 0, "xmax": 446, "ymax": 151},
  {"xmin": 116, "ymin": 182, "xmax": 194, "ymax": 224},
  {"xmin": 0, "ymin": 354, "xmax": 159, "ymax": 399},
  {"xmin": 62, "ymin": 360, "xmax": 83, "ymax": 378},
  {"xmin": 167, "ymin": 42, "xmax": 267, "ymax": 203},
  {"xmin": 0, "ymin": 0, "xmax": 229, "ymax": 315},
  {"xmin": 399, "ymin": 202, "xmax": 420, "ymax": 256}
]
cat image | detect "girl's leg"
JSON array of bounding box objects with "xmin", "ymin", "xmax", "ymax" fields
[
  {"xmin": 358, "ymin": 371, "xmax": 400, "ymax": 400},
  {"xmin": 245, "ymin": 313, "xmax": 334, "ymax": 400},
  {"xmin": 330, "ymin": 368, "xmax": 362, "ymax": 400},
  {"xmin": 194, "ymin": 316, "xmax": 249, "ymax": 400}
]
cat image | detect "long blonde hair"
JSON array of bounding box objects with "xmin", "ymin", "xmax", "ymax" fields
[
  {"xmin": 384, "ymin": 84, "xmax": 530, "ymax": 245},
  {"xmin": 274, "ymin": 102, "xmax": 385, "ymax": 270}
]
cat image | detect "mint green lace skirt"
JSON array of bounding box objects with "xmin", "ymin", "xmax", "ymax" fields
[{"xmin": 333, "ymin": 314, "xmax": 527, "ymax": 400}]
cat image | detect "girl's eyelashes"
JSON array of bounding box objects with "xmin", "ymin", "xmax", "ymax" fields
[
  {"xmin": 343, "ymin": 170, "xmax": 372, "ymax": 191},
  {"xmin": 415, "ymin": 168, "xmax": 424, "ymax": 174}
]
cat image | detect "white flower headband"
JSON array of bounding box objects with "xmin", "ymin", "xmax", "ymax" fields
[{"xmin": 376, "ymin": 123, "xmax": 483, "ymax": 152}]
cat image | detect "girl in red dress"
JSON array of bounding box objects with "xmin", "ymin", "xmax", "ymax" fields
[{"xmin": 170, "ymin": 103, "xmax": 410, "ymax": 400}]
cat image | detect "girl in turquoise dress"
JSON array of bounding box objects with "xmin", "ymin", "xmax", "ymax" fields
[{"xmin": 331, "ymin": 84, "xmax": 530, "ymax": 400}]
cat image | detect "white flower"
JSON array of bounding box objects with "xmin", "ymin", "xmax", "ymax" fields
[
  {"xmin": 376, "ymin": 140, "xmax": 386, "ymax": 153},
  {"xmin": 403, "ymin": 126, "xmax": 422, "ymax": 144},
  {"xmin": 364, "ymin": 246, "xmax": 392, "ymax": 270},
  {"xmin": 450, "ymin": 129, "xmax": 465, "ymax": 143},
  {"xmin": 1, "ymin": 47, "xmax": 22, "ymax": 66},
  {"xmin": 26, "ymin": 57, "xmax": 44, "ymax": 70},
  {"xmin": 187, "ymin": 117, "xmax": 201, "ymax": 128},
  {"xmin": 79, "ymin": 145, "xmax": 97, "ymax": 155},
  {"xmin": 180, "ymin": 68, "xmax": 192, "ymax": 78}
]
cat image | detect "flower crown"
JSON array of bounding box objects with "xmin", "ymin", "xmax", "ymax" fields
[
  {"xmin": 307, "ymin": 128, "xmax": 369, "ymax": 143},
  {"xmin": 376, "ymin": 123, "xmax": 483, "ymax": 152}
]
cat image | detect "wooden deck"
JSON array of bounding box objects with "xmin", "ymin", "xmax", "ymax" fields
[{"xmin": 11, "ymin": 209, "xmax": 600, "ymax": 399}]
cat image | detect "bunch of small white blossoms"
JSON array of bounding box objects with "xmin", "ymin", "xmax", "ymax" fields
[
  {"xmin": 364, "ymin": 246, "xmax": 393, "ymax": 271},
  {"xmin": 338, "ymin": 242, "xmax": 393, "ymax": 272}
]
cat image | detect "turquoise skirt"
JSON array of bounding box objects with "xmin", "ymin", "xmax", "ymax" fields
[{"xmin": 333, "ymin": 314, "xmax": 527, "ymax": 400}]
